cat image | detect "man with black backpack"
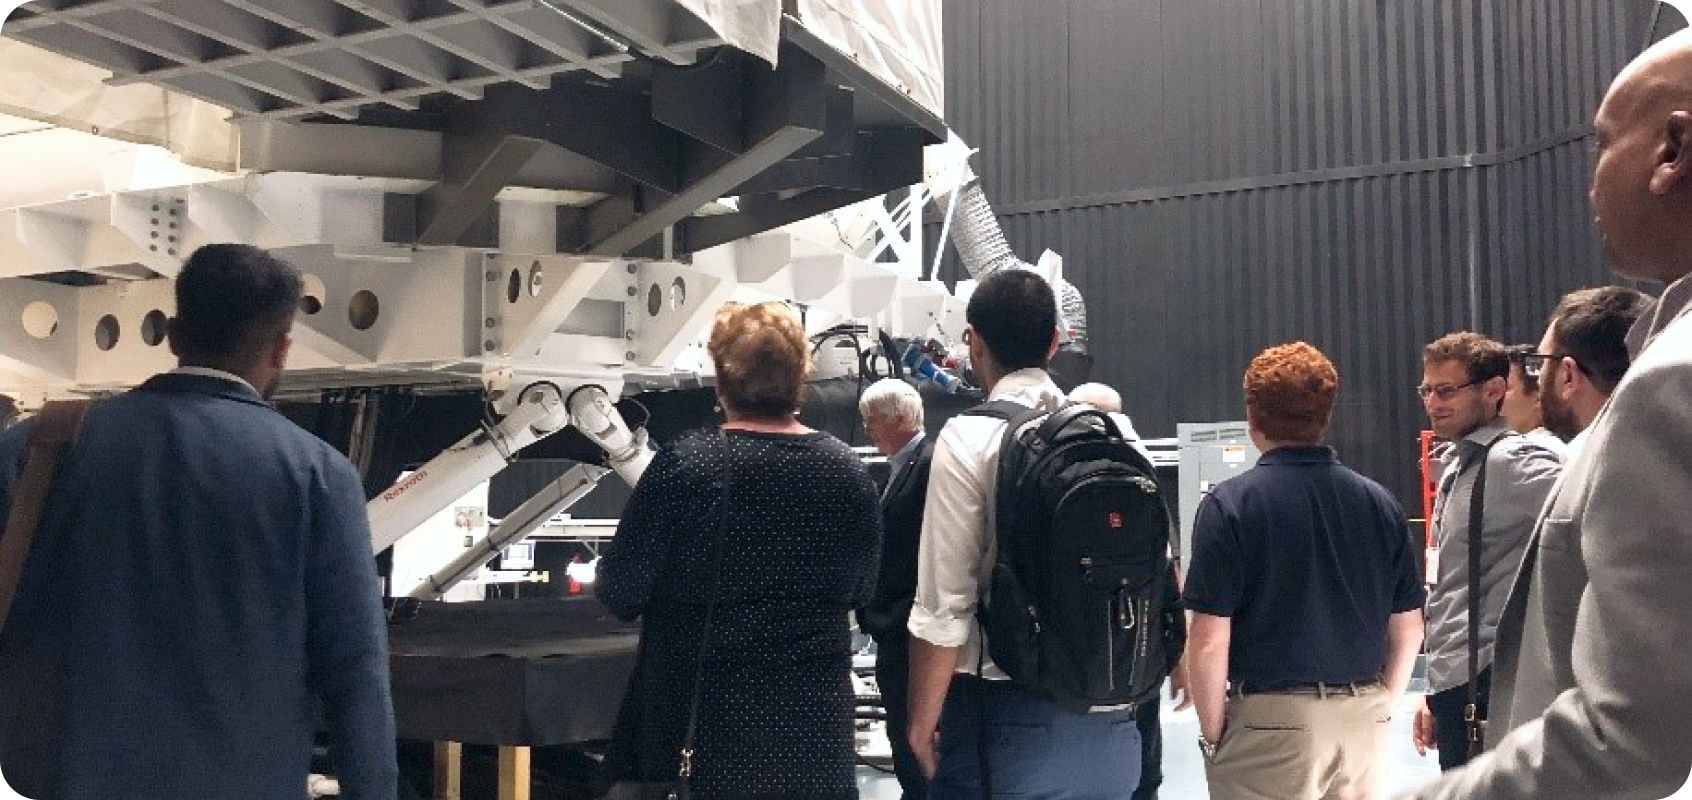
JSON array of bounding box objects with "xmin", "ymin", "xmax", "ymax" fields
[
  {"xmin": 1183, "ymin": 342, "xmax": 1425, "ymax": 800},
  {"xmin": 906, "ymin": 270, "xmax": 1183, "ymax": 800}
]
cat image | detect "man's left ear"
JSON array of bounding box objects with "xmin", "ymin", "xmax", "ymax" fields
[
  {"xmin": 1045, "ymin": 327, "xmax": 1061, "ymax": 360},
  {"xmin": 1556, "ymin": 356, "xmax": 1583, "ymax": 398},
  {"xmin": 1650, "ymin": 110, "xmax": 1692, "ymax": 196},
  {"xmin": 1484, "ymin": 374, "xmax": 1508, "ymax": 402}
]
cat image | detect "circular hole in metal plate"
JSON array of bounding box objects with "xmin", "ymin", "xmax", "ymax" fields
[
  {"xmin": 95, "ymin": 314, "xmax": 120, "ymax": 351},
  {"xmin": 647, "ymin": 283, "xmax": 662, "ymax": 317},
  {"xmin": 349, "ymin": 290, "xmax": 380, "ymax": 331},
  {"xmin": 670, "ymin": 276, "xmax": 686, "ymax": 310},
  {"xmin": 21, "ymin": 301, "xmax": 58, "ymax": 339},
  {"xmin": 300, "ymin": 274, "xmax": 327, "ymax": 315},
  {"xmin": 141, "ymin": 309, "xmax": 168, "ymax": 347},
  {"xmin": 528, "ymin": 262, "xmax": 544, "ymax": 297},
  {"xmin": 507, "ymin": 269, "xmax": 522, "ymax": 304}
]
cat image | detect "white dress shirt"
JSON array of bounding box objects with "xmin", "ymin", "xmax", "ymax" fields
[{"xmin": 907, "ymin": 367, "xmax": 1068, "ymax": 678}]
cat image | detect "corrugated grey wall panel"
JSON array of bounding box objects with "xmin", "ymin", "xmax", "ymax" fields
[
  {"xmin": 934, "ymin": 0, "xmax": 1682, "ymax": 510},
  {"xmin": 1067, "ymin": 0, "xmax": 1175, "ymax": 194}
]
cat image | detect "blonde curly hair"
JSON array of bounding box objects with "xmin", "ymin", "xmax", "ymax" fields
[
  {"xmin": 1243, "ymin": 341, "xmax": 1338, "ymax": 443},
  {"xmin": 708, "ymin": 301, "xmax": 812, "ymax": 419}
]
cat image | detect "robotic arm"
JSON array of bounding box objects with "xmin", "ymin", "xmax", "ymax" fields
[
  {"xmin": 367, "ymin": 382, "xmax": 571, "ymax": 555},
  {"xmin": 406, "ymin": 462, "xmax": 608, "ymax": 600},
  {"xmin": 566, "ymin": 385, "xmax": 654, "ymax": 486},
  {"xmin": 366, "ymin": 383, "xmax": 651, "ymax": 569}
]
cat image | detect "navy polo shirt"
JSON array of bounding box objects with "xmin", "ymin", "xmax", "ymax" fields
[{"xmin": 1182, "ymin": 445, "xmax": 1426, "ymax": 685}]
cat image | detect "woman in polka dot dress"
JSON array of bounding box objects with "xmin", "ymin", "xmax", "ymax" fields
[{"xmin": 599, "ymin": 300, "xmax": 883, "ymax": 799}]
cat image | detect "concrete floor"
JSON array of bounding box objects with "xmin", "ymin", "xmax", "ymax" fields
[{"xmin": 857, "ymin": 692, "xmax": 1444, "ymax": 800}]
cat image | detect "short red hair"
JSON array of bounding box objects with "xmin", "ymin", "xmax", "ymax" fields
[
  {"xmin": 708, "ymin": 301, "xmax": 811, "ymax": 419},
  {"xmin": 1243, "ymin": 341, "xmax": 1338, "ymax": 443}
]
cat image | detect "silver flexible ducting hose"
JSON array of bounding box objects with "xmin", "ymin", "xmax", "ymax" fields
[{"xmin": 948, "ymin": 181, "xmax": 1089, "ymax": 351}]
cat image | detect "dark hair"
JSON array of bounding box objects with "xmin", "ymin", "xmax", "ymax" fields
[
  {"xmin": 171, "ymin": 244, "xmax": 302, "ymax": 367},
  {"xmin": 1506, "ymin": 344, "xmax": 1541, "ymax": 394},
  {"xmin": 1423, "ymin": 331, "xmax": 1510, "ymax": 383},
  {"xmin": 966, "ymin": 270, "xmax": 1057, "ymax": 371},
  {"xmin": 1548, "ymin": 286, "xmax": 1655, "ymax": 394},
  {"xmin": 1244, "ymin": 341, "xmax": 1338, "ymax": 442}
]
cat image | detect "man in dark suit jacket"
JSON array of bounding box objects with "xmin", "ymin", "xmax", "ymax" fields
[
  {"xmin": 0, "ymin": 244, "xmax": 397, "ymax": 800},
  {"xmin": 859, "ymin": 378, "xmax": 935, "ymax": 800}
]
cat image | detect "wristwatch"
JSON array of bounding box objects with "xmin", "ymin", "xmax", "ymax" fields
[{"xmin": 1198, "ymin": 735, "xmax": 1219, "ymax": 761}]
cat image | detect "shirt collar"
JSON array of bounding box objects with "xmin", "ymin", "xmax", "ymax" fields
[
  {"xmin": 987, "ymin": 367, "xmax": 1056, "ymax": 401},
  {"xmin": 1460, "ymin": 417, "xmax": 1512, "ymax": 449},
  {"xmin": 169, "ymin": 366, "xmax": 259, "ymax": 395},
  {"xmin": 889, "ymin": 430, "xmax": 926, "ymax": 474},
  {"xmin": 886, "ymin": 429, "xmax": 927, "ymax": 460},
  {"xmin": 1256, "ymin": 444, "xmax": 1338, "ymax": 466},
  {"xmin": 1565, "ymin": 427, "xmax": 1591, "ymax": 461},
  {"xmin": 1628, "ymin": 272, "xmax": 1692, "ymax": 358}
]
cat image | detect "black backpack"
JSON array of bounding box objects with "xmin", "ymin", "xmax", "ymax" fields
[{"xmin": 967, "ymin": 400, "xmax": 1186, "ymax": 713}]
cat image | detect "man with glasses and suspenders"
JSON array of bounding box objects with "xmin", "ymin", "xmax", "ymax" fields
[{"xmin": 1412, "ymin": 332, "xmax": 1561, "ymax": 771}]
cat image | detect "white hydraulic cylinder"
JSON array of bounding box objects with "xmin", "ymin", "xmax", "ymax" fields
[
  {"xmin": 407, "ymin": 462, "xmax": 609, "ymax": 600},
  {"xmin": 366, "ymin": 383, "xmax": 568, "ymax": 555},
  {"xmin": 566, "ymin": 385, "xmax": 655, "ymax": 487}
]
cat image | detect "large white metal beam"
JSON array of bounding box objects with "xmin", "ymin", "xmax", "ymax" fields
[{"xmin": 0, "ymin": 173, "xmax": 961, "ymax": 401}]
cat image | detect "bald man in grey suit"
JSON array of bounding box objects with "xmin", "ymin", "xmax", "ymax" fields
[{"xmin": 1395, "ymin": 29, "xmax": 1692, "ymax": 800}]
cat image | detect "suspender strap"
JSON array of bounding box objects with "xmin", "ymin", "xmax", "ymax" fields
[
  {"xmin": 1462, "ymin": 433, "xmax": 1505, "ymax": 756},
  {"xmin": 0, "ymin": 400, "xmax": 92, "ymax": 636}
]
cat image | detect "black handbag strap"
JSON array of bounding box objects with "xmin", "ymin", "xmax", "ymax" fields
[
  {"xmin": 1462, "ymin": 433, "xmax": 1506, "ymax": 754},
  {"xmin": 677, "ymin": 429, "xmax": 735, "ymax": 783}
]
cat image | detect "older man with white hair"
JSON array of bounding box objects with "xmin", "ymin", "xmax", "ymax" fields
[{"xmin": 858, "ymin": 378, "xmax": 934, "ymax": 800}]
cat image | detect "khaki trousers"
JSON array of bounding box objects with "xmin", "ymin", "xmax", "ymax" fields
[{"xmin": 1203, "ymin": 684, "xmax": 1394, "ymax": 800}]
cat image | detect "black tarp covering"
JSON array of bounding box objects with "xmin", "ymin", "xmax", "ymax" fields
[{"xmin": 387, "ymin": 597, "xmax": 640, "ymax": 746}]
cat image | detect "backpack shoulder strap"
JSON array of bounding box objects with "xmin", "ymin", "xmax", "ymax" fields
[
  {"xmin": 0, "ymin": 400, "xmax": 92, "ymax": 634},
  {"xmin": 962, "ymin": 399, "xmax": 1051, "ymax": 462},
  {"xmin": 962, "ymin": 399, "xmax": 1050, "ymax": 566},
  {"xmin": 961, "ymin": 399, "xmax": 1026, "ymax": 422},
  {"xmin": 1035, "ymin": 403, "xmax": 1124, "ymax": 443}
]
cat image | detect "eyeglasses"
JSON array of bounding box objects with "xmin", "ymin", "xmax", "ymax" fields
[
  {"xmin": 1518, "ymin": 351, "xmax": 1590, "ymax": 380},
  {"xmin": 1416, "ymin": 378, "xmax": 1485, "ymax": 402}
]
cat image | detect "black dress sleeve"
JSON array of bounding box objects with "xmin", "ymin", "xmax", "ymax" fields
[{"xmin": 596, "ymin": 442, "xmax": 687, "ymax": 620}]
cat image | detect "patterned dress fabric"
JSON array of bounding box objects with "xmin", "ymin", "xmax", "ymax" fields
[{"xmin": 598, "ymin": 428, "xmax": 882, "ymax": 799}]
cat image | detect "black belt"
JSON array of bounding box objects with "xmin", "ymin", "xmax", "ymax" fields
[
  {"xmin": 1230, "ymin": 679, "xmax": 1383, "ymax": 699},
  {"xmin": 951, "ymin": 674, "xmax": 1138, "ymax": 717}
]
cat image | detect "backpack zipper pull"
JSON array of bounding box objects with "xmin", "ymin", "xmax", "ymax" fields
[{"xmin": 1120, "ymin": 583, "xmax": 1137, "ymax": 630}]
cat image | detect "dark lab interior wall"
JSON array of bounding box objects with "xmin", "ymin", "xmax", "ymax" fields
[{"xmin": 931, "ymin": 0, "xmax": 1682, "ymax": 512}]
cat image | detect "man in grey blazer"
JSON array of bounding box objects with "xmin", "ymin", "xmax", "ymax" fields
[
  {"xmin": 1396, "ymin": 29, "xmax": 1692, "ymax": 800},
  {"xmin": 0, "ymin": 245, "xmax": 397, "ymax": 800}
]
